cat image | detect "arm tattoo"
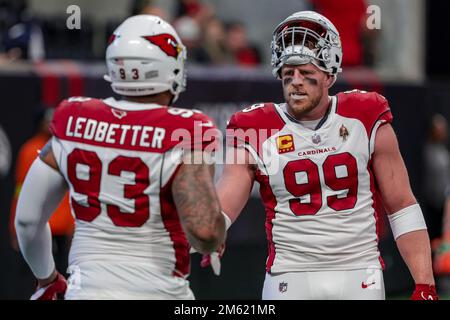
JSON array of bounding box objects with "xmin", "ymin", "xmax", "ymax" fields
[{"xmin": 172, "ymin": 162, "xmax": 223, "ymax": 251}]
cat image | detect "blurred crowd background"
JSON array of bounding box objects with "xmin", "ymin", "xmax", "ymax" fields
[
  {"xmin": 1, "ymin": 0, "xmax": 450, "ymax": 299},
  {"xmin": 0, "ymin": 0, "xmax": 430, "ymax": 79}
]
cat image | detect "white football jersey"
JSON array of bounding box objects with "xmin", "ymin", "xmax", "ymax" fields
[
  {"xmin": 50, "ymin": 97, "xmax": 217, "ymax": 298},
  {"xmin": 227, "ymin": 90, "xmax": 393, "ymax": 273}
]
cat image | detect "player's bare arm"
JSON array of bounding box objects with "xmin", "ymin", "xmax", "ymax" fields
[
  {"xmin": 373, "ymin": 123, "xmax": 435, "ymax": 286},
  {"xmin": 373, "ymin": 124, "xmax": 417, "ymax": 211},
  {"xmin": 216, "ymin": 146, "xmax": 256, "ymax": 223},
  {"xmin": 197, "ymin": 147, "xmax": 256, "ymax": 274},
  {"xmin": 172, "ymin": 151, "xmax": 225, "ymax": 254}
]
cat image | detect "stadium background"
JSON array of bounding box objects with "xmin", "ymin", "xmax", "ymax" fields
[{"xmin": 0, "ymin": 0, "xmax": 449, "ymax": 299}]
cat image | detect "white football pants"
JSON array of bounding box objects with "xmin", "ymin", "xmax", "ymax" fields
[
  {"xmin": 262, "ymin": 268, "xmax": 385, "ymax": 300},
  {"xmin": 64, "ymin": 261, "xmax": 195, "ymax": 300}
]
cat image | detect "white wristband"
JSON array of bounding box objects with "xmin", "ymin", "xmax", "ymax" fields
[
  {"xmin": 222, "ymin": 211, "xmax": 232, "ymax": 230},
  {"xmin": 388, "ymin": 204, "xmax": 427, "ymax": 240}
]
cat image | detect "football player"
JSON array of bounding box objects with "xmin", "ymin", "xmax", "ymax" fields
[
  {"xmin": 15, "ymin": 15, "xmax": 226, "ymax": 300},
  {"xmin": 215, "ymin": 11, "xmax": 437, "ymax": 300}
]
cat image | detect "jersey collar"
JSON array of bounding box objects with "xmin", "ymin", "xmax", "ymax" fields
[
  {"xmin": 103, "ymin": 97, "xmax": 164, "ymax": 111},
  {"xmin": 276, "ymin": 96, "xmax": 337, "ymax": 132}
]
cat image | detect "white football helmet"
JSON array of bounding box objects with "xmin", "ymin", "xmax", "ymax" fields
[
  {"xmin": 271, "ymin": 11, "xmax": 342, "ymax": 83},
  {"xmin": 104, "ymin": 15, "xmax": 187, "ymax": 102}
]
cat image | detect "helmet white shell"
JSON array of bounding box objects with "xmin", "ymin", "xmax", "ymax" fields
[
  {"xmin": 271, "ymin": 11, "xmax": 343, "ymax": 82},
  {"xmin": 104, "ymin": 15, "xmax": 187, "ymax": 102}
]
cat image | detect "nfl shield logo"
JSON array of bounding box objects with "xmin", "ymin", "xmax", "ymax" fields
[
  {"xmin": 311, "ymin": 133, "xmax": 321, "ymax": 144},
  {"xmin": 279, "ymin": 281, "xmax": 288, "ymax": 293}
]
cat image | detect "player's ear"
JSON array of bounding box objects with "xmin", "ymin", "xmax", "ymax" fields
[{"xmin": 325, "ymin": 74, "xmax": 334, "ymax": 88}]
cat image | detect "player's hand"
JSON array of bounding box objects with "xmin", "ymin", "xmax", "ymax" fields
[
  {"xmin": 410, "ymin": 284, "xmax": 438, "ymax": 300},
  {"xmin": 200, "ymin": 242, "xmax": 226, "ymax": 276},
  {"xmin": 30, "ymin": 271, "xmax": 67, "ymax": 300}
]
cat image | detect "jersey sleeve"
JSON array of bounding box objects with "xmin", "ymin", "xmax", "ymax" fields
[
  {"xmin": 335, "ymin": 91, "xmax": 394, "ymax": 157},
  {"xmin": 172, "ymin": 111, "xmax": 220, "ymax": 153},
  {"xmin": 191, "ymin": 112, "xmax": 220, "ymax": 152},
  {"xmin": 336, "ymin": 91, "xmax": 393, "ymax": 154},
  {"xmin": 226, "ymin": 103, "xmax": 285, "ymax": 154},
  {"xmin": 369, "ymin": 95, "xmax": 393, "ymax": 156},
  {"xmin": 371, "ymin": 92, "xmax": 393, "ymax": 127},
  {"xmin": 49, "ymin": 99, "xmax": 74, "ymax": 139},
  {"xmin": 49, "ymin": 99, "xmax": 76, "ymax": 168},
  {"xmin": 226, "ymin": 112, "xmax": 247, "ymax": 148}
]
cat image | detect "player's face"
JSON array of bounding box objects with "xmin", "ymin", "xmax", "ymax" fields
[{"xmin": 281, "ymin": 63, "xmax": 331, "ymax": 119}]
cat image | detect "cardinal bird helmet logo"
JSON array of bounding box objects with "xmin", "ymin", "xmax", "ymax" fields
[{"xmin": 142, "ymin": 34, "xmax": 182, "ymax": 59}]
